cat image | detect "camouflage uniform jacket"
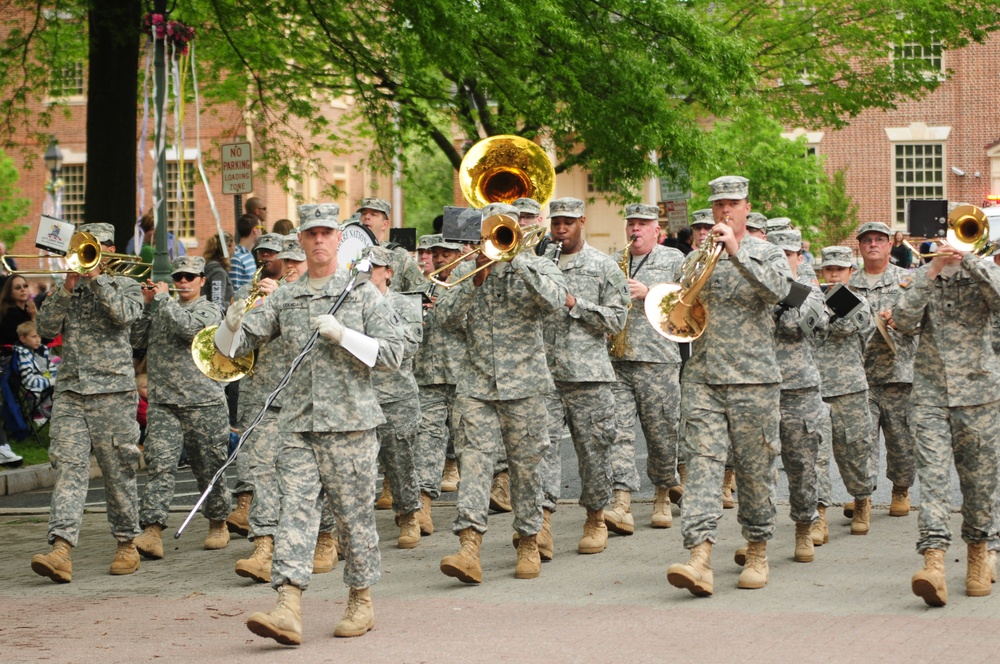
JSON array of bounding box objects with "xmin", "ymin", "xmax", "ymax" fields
[
  {"xmin": 384, "ymin": 242, "xmax": 426, "ymax": 293},
  {"xmin": 992, "ymin": 310, "xmax": 1000, "ymax": 357},
  {"xmin": 849, "ymin": 263, "xmax": 917, "ymax": 385},
  {"xmin": 542, "ymin": 242, "xmax": 628, "ymax": 383},
  {"xmin": 893, "ymin": 256, "xmax": 1000, "ymax": 407},
  {"xmin": 774, "ymin": 274, "xmax": 827, "ymax": 391},
  {"xmin": 611, "ymin": 244, "xmax": 686, "ymax": 365},
  {"xmin": 436, "ymin": 252, "xmax": 567, "ymax": 401},
  {"xmin": 372, "ymin": 290, "xmax": 422, "ymax": 403},
  {"xmin": 413, "ymin": 279, "xmax": 467, "ymax": 387},
  {"xmin": 132, "ymin": 294, "xmax": 225, "ymax": 406},
  {"xmin": 812, "ymin": 287, "xmax": 873, "ymax": 398},
  {"xmin": 235, "ymin": 281, "xmax": 294, "ymax": 422},
  {"xmin": 36, "ymin": 275, "xmax": 143, "ymax": 395},
  {"xmin": 681, "ymin": 236, "xmax": 792, "ymax": 385},
  {"xmin": 233, "ymin": 269, "xmax": 404, "ymax": 432}
]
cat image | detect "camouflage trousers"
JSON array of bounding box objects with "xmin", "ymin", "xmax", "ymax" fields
[
  {"xmin": 610, "ymin": 361, "xmax": 681, "ymax": 492},
  {"xmin": 540, "ymin": 381, "xmax": 615, "ymax": 513},
  {"xmin": 377, "ymin": 397, "xmax": 422, "ymax": 516},
  {"xmin": 240, "ymin": 407, "xmax": 336, "ymax": 539},
  {"xmin": 815, "ymin": 400, "xmax": 834, "ymax": 507},
  {"xmin": 47, "ymin": 390, "xmax": 141, "ymax": 546},
  {"xmin": 452, "ymin": 394, "xmax": 548, "ymax": 536},
  {"xmin": 272, "ymin": 429, "xmax": 380, "ymax": 591},
  {"xmin": 680, "ymin": 382, "xmax": 780, "ymax": 548},
  {"xmin": 913, "ymin": 402, "xmax": 1000, "ymax": 552},
  {"xmin": 140, "ymin": 401, "xmax": 232, "ymax": 527},
  {"xmin": 868, "ymin": 382, "xmax": 916, "ymax": 489},
  {"xmin": 779, "ymin": 388, "xmax": 822, "ymax": 525},
  {"xmin": 822, "ymin": 390, "xmax": 875, "ymax": 499},
  {"xmin": 413, "ymin": 384, "xmax": 456, "ymax": 499}
]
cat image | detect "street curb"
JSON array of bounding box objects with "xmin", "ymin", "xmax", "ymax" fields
[{"xmin": 0, "ymin": 457, "xmax": 102, "ymax": 497}]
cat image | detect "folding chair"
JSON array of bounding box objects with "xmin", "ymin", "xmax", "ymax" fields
[{"xmin": 4, "ymin": 351, "xmax": 52, "ymax": 447}]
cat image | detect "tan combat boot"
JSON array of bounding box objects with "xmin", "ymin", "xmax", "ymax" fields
[
  {"xmin": 440, "ymin": 528, "xmax": 483, "ymax": 584},
  {"xmin": 811, "ymin": 505, "xmax": 829, "ymax": 546},
  {"xmin": 334, "ymin": 587, "xmax": 375, "ymax": 638},
  {"xmin": 988, "ymin": 549, "xmax": 998, "ymax": 584},
  {"xmin": 850, "ymin": 497, "xmax": 871, "ymax": 536},
  {"xmin": 441, "ymin": 458, "xmax": 460, "ymax": 493},
  {"xmin": 514, "ymin": 534, "xmax": 541, "ymax": 579},
  {"xmin": 737, "ymin": 541, "xmax": 769, "ymax": 589},
  {"xmin": 398, "ymin": 512, "xmax": 421, "ymax": 549},
  {"xmin": 677, "ymin": 462, "xmax": 687, "ymax": 489},
  {"xmin": 236, "ymin": 535, "xmax": 273, "ymax": 582},
  {"xmin": 515, "ymin": 507, "xmax": 555, "ymax": 560},
  {"xmin": 416, "ymin": 492, "xmax": 434, "ymax": 536},
  {"xmin": 794, "ymin": 522, "xmax": 814, "ymax": 563},
  {"xmin": 110, "ymin": 540, "xmax": 141, "ymax": 575},
  {"xmin": 889, "ymin": 485, "xmax": 910, "ymax": 517},
  {"xmin": 489, "ymin": 471, "xmax": 512, "ymax": 512},
  {"xmin": 204, "ymin": 520, "xmax": 231, "ymax": 550},
  {"xmin": 31, "ymin": 536, "xmax": 73, "ymax": 583},
  {"xmin": 651, "ymin": 486, "xmax": 673, "ymax": 528},
  {"xmin": 312, "ymin": 531, "xmax": 338, "ymax": 574},
  {"xmin": 375, "ymin": 477, "xmax": 393, "ymax": 510},
  {"xmin": 911, "ymin": 548, "xmax": 947, "ymax": 606},
  {"xmin": 668, "ymin": 484, "xmax": 684, "ymax": 508},
  {"xmin": 734, "ymin": 544, "xmax": 747, "ymax": 567},
  {"xmin": 226, "ymin": 492, "xmax": 252, "ymax": 536},
  {"xmin": 666, "ymin": 541, "xmax": 713, "ymax": 597},
  {"xmin": 843, "ymin": 501, "xmax": 855, "ymax": 518},
  {"xmin": 603, "ymin": 489, "xmax": 635, "ymax": 536},
  {"xmin": 722, "ymin": 469, "xmax": 736, "ymax": 509},
  {"xmin": 246, "ymin": 584, "xmax": 303, "ymax": 645},
  {"xmin": 134, "ymin": 524, "xmax": 165, "ymax": 560},
  {"xmin": 966, "ymin": 542, "xmax": 992, "ymax": 597},
  {"xmin": 578, "ymin": 508, "xmax": 608, "ymax": 554}
]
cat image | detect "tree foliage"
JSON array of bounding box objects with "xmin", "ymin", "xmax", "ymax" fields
[
  {"xmin": 815, "ymin": 167, "xmax": 861, "ymax": 249},
  {"xmin": 401, "ymin": 143, "xmax": 452, "ymax": 239},
  {"xmin": 0, "ymin": 147, "xmax": 32, "ymax": 244}
]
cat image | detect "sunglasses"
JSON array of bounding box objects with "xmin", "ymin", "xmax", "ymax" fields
[{"xmin": 172, "ymin": 273, "xmax": 203, "ymax": 282}]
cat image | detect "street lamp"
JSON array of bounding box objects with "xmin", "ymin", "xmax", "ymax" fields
[{"xmin": 43, "ymin": 136, "xmax": 63, "ymax": 183}]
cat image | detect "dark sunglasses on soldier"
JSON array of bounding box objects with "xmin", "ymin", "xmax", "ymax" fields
[{"xmin": 172, "ymin": 273, "xmax": 203, "ymax": 282}]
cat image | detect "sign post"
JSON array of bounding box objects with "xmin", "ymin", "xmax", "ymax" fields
[{"xmin": 222, "ymin": 142, "xmax": 253, "ymax": 233}]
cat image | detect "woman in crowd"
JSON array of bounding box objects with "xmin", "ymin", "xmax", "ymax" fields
[
  {"xmin": 890, "ymin": 231, "xmax": 914, "ymax": 269},
  {"xmin": 0, "ymin": 275, "xmax": 37, "ymax": 347},
  {"xmin": 202, "ymin": 232, "xmax": 234, "ymax": 314}
]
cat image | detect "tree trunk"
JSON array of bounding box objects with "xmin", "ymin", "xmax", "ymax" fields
[{"xmin": 85, "ymin": 0, "xmax": 142, "ymax": 250}]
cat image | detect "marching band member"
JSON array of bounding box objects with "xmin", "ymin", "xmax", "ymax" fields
[
  {"xmin": 357, "ymin": 197, "xmax": 426, "ymax": 292},
  {"xmin": 132, "ymin": 256, "xmax": 232, "ymax": 558}
]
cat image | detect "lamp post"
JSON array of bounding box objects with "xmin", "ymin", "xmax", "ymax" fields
[{"xmin": 43, "ymin": 137, "xmax": 64, "ymax": 219}]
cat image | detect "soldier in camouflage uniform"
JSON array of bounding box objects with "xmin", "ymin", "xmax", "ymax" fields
[
  {"xmin": 745, "ymin": 212, "xmax": 767, "ymax": 239},
  {"xmin": 534, "ymin": 198, "xmax": 628, "ymax": 557},
  {"xmin": 893, "ymin": 243, "xmax": 1000, "ymax": 606},
  {"xmin": 412, "ymin": 234, "xmax": 467, "ymax": 534},
  {"xmin": 605, "ymin": 204, "xmax": 686, "ymax": 535},
  {"xmin": 31, "ymin": 223, "xmax": 144, "ymax": 582},
  {"xmin": 357, "ymin": 197, "xmax": 426, "ymax": 292},
  {"xmin": 849, "ymin": 222, "xmax": 918, "ymax": 518},
  {"xmin": 766, "ymin": 217, "xmax": 818, "ymax": 287},
  {"xmin": 435, "ymin": 202, "xmax": 567, "ymax": 583},
  {"xmin": 131, "ymin": 255, "xmax": 232, "ymax": 557},
  {"xmin": 666, "ymin": 176, "xmax": 791, "ymax": 596},
  {"xmin": 813, "ymin": 246, "xmax": 876, "ymax": 536},
  {"xmin": 222, "ymin": 204, "xmax": 404, "ymax": 645}
]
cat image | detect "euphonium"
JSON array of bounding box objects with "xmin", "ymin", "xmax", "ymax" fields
[
  {"xmin": 609, "ymin": 236, "xmax": 636, "ymax": 358},
  {"xmin": 644, "ymin": 230, "xmax": 725, "ymax": 343}
]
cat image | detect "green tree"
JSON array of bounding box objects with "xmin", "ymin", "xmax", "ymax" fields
[
  {"xmin": 401, "ymin": 144, "xmax": 452, "ymax": 237},
  {"xmin": 815, "ymin": 168, "xmax": 861, "ymax": 250},
  {"xmin": 0, "ymin": 148, "xmax": 32, "ymax": 245}
]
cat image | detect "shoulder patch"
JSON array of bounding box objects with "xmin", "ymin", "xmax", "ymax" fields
[{"xmin": 899, "ymin": 276, "xmax": 913, "ymax": 289}]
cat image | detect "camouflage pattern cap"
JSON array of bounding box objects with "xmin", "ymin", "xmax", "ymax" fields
[
  {"xmin": 170, "ymin": 255, "xmax": 206, "ymax": 276},
  {"xmin": 512, "ymin": 197, "xmax": 541, "ymax": 216},
  {"xmin": 276, "ymin": 238, "xmax": 305, "ymax": 262},
  {"xmin": 429, "ymin": 234, "xmax": 462, "ymax": 251},
  {"xmin": 365, "ymin": 245, "xmax": 393, "ymax": 267},
  {"xmin": 624, "ymin": 203, "xmax": 659, "ymax": 220},
  {"xmin": 707, "ymin": 175, "xmax": 749, "ymax": 202},
  {"xmin": 548, "ymin": 197, "xmax": 585, "ymax": 218},
  {"xmin": 254, "ymin": 232, "xmax": 285, "ymax": 254},
  {"xmin": 690, "ymin": 208, "xmax": 714, "ymax": 227},
  {"xmin": 855, "ymin": 221, "xmax": 892, "ymax": 240},
  {"xmin": 768, "ymin": 229, "xmax": 802, "ymax": 253},
  {"xmin": 79, "ymin": 222, "xmax": 115, "ymax": 244},
  {"xmin": 819, "ymin": 245, "xmax": 855, "ymax": 269},
  {"xmin": 746, "ymin": 212, "xmax": 768, "ymax": 231},
  {"xmin": 481, "ymin": 202, "xmax": 520, "ymax": 219},
  {"xmin": 358, "ymin": 197, "xmax": 391, "ymax": 216},
  {"xmin": 297, "ymin": 203, "xmax": 341, "ymax": 232},
  {"xmin": 417, "ymin": 234, "xmax": 436, "ymax": 250},
  {"xmin": 766, "ymin": 217, "xmax": 792, "ymax": 233}
]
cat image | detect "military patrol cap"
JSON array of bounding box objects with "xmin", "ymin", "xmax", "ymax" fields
[
  {"xmin": 512, "ymin": 197, "xmax": 542, "ymax": 216},
  {"xmin": 358, "ymin": 197, "xmax": 391, "ymax": 216},
  {"xmin": 427, "ymin": 234, "xmax": 462, "ymax": 251},
  {"xmin": 746, "ymin": 212, "xmax": 768, "ymax": 232},
  {"xmin": 79, "ymin": 222, "xmax": 115, "ymax": 244},
  {"xmin": 417, "ymin": 234, "xmax": 436, "ymax": 250},
  {"xmin": 768, "ymin": 229, "xmax": 802, "ymax": 253},
  {"xmin": 766, "ymin": 217, "xmax": 792, "ymax": 233},
  {"xmin": 707, "ymin": 175, "xmax": 749, "ymax": 202},
  {"xmin": 297, "ymin": 203, "xmax": 341, "ymax": 232},
  {"xmin": 365, "ymin": 245, "xmax": 393, "ymax": 267},
  {"xmin": 254, "ymin": 232, "xmax": 285, "ymax": 254},
  {"xmin": 548, "ymin": 197, "xmax": 585, "ymax": 219},
  {"xmin": 481, "ymin": 202, "xmax": 520, "ymax": 220},
  {"xmin": 819, "ymin": 245, "xmax": 855, "ymax": 269},
  {"xmin": 624, "ymin": 203, "xmax": 660, "ymax": 220},
  {"xmin": 170, "ymin": 255, "xmax": 205, "ymax": 276},
  {"xmin": 855, "ymin": 221, "xmax": 892, "ymax": 240},
  {"xmin": 276, "ymin": 238, "xmax": 305, "ymax": 262},
  {"xmin": 690, "ymin": 208, "xmax": 714, "ymax": 227}
]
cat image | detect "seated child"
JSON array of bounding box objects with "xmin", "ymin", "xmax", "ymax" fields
[
  {"xmin": 15, "ymin": 321, "xmax": 56, "ymax": 419},
  {"xmin": 136, "ymin": 372, "xmax": 148, "ymax": 448}
]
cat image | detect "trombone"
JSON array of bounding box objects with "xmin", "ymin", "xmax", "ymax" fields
[
  {"xmin": 1, "ymin": 231, "xmax": 151, "ymax": 278},
  {"xmin": 906, "ymin": 204, "xmax": 997, "ymax": 259},
  {"xmin": 428, "ymin": 213, "xmax": 547, "ymax": 288}
]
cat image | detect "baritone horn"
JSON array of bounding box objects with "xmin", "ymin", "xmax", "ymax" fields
[{"xmin": 644, "ymin": 230, "xmax": 725, "ymax": 343}]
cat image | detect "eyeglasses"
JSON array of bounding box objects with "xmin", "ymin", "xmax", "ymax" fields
[
  {"xmin": 172, "ymin": 273, "xmax": 203, "ymax": 282},
  {"xmin": 255, "ymin": 225, "xmax": 266, "ymax": 232}
]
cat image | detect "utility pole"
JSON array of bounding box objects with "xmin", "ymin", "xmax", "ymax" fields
[{"xmin": 151, "ymin": 0, "xmax": 170, "ymax": 283}]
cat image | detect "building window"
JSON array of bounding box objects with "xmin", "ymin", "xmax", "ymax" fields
[
  {"xmin": 332, "ymin": 164, "xmax": 349, "ymax": 219},
  {"xmin": 60, "ymin": 164, "xmax": 86, "ymax": 223},
  {"xmin": 166, "ymin": 161, "xmax": 196, "ymax": 238},
  {"xmin": 50, "ymin": 61, "xmax": 86, "ymax": 98},
  {"xmin": 894, "ymin": 143, "xmax": 944, "ymax": 224},
  {"xmin": 894, "ymin": 41, "xmax": 944, "ymax": 74}
]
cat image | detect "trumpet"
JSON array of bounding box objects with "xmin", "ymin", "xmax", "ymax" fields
[{"xmin": 1, "ymin": 231, "xmax": 151, "ymax": 278}]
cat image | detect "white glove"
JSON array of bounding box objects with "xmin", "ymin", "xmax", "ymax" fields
[
  {"xmin": 224, "ymin": 301, "xmax": 245, "ymax": 332},
  {"xmin": 312, "ymin": 314, "xmax": 345, "ymax": 344}
]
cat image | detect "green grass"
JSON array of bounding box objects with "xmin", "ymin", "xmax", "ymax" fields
[{"xmin": 9, "ymin": 426, "xmax": 50, "ymax": 466}]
